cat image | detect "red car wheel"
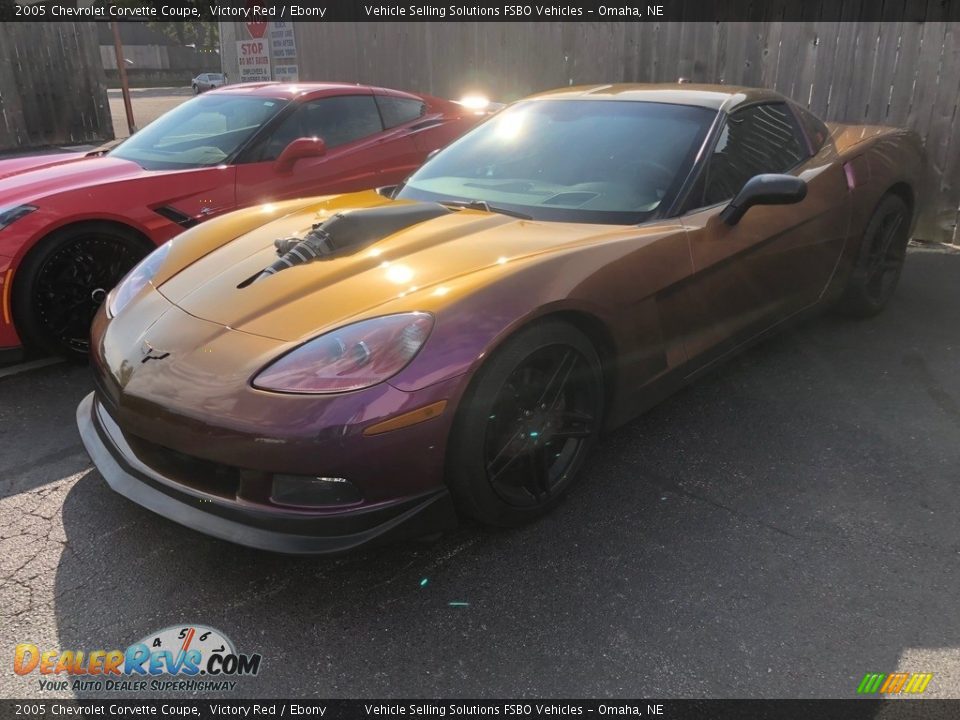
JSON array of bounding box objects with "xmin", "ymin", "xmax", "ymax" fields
[{"xmin": 13, "ymin": 223, "xmax": 152, "ymax": 361}]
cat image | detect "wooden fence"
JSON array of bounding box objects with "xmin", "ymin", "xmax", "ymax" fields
[
  {"xmin": 0, "ymin": 23, "xmax": 113, "ymax": 152},
  {"xmin": 222, "ymin": 19, "xmax": 960, "ymax": 243}
]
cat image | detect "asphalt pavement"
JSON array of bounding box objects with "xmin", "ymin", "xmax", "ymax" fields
[{"xmin": 1, "ymin": 244, "xmax": 960, "ymax": 699}]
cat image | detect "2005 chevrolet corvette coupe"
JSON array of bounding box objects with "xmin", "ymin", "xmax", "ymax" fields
[{"xmin": 78, "ymin": 84, "xmax": 925, "ymax": 553}]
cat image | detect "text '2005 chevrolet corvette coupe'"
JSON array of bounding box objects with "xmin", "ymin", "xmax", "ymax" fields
[{"xmin": 77, "ymin": 84, "xmax": 925, "ymax": 554}]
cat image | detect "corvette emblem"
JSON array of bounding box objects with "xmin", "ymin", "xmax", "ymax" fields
[{"xmin": 140, "ymin": 341, "xmax": 170, "ymax": 364}]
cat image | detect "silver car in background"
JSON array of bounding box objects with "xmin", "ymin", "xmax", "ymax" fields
[{"xmin": 191, "ymin": 72, "xmax": 227, "ymax": 93}]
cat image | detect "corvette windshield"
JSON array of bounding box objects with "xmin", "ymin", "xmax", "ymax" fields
[
  {"xmin": 398, "ymin": 99, "xmax": 716, "ymax": 224},
  {"xmin": 110, "ymin": 95, "xmax": 287, "ymax": 170}
]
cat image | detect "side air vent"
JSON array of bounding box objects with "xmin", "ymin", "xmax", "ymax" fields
[{"xmin": 154, "ymin": 206, "xmax": 197, "ymax": 229}]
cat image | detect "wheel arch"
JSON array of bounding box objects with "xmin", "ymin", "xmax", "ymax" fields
[
  {"xmin": 11, "ymin": 217, "xmax": 154, "ymax": 292},
  {"xmin": 450, "ymin": 305, "xmax": 620, "ymax": 431},
  {"xmin": 9, "ymin": 218, "xmax": 155, "ymax": 349},
  {"xmin": 885, "ymin": 181, "xmax": 915, "ymax": 223},
  {"xmin": 539, "ymin": 309, "xmax": 619, "ymax": 424}
]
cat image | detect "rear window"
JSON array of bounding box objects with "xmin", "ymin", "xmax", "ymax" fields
[{"xmin": 376, "ymin": 95, "xmax": 426, "ymax": 129}]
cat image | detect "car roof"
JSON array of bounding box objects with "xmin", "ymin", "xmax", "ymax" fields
[
  {"xmin": 211, "ymin": 82, "xmax": 409, "ymax": 102},
  {"xmin": 526, "ymin": 83, "xmax": 788, "ymax": 113}
]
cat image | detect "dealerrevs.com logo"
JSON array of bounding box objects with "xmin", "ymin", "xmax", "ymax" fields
[{"xmin": 14, "ymin": 625, "xmax": 262, "ymax": 693}]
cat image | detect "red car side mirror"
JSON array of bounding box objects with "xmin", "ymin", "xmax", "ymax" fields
[{"xmin": 276, "ymin": 137, "xmax": 327, "ymax": 172}]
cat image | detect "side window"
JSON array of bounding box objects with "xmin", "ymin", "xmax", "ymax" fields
[
  {"xmin": 701, "ymin": 103, "xmax": 809, "ymax": 207},
  {"xmin": 255, "ymin": 95, "xmax": 384, "ymax": 161},
  {"xmin": 376, "ymin": 95, "xmax": 426, "ymax": 129}
]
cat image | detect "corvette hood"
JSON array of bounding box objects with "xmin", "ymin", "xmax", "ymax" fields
[
  {"xmin": 0, "ymin": 153, "xmax": 145, "ymax": 204},
  {"xmin": 157, "ymin": 192, "xmax": 633, "ymax": 342},
  {"xmin": 0, "ymin": 152, "xmax": 87, "ymax": 179}
]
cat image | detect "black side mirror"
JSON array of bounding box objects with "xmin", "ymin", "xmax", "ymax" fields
[{"xmin": 720, "ymin": 173, "xmax": 807, "ymax": 225}]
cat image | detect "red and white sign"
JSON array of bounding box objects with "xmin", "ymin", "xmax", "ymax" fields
[
  {"xmin": 236, "ymin": 39, "xmax": 271, "ymax": 83},
  {"xmin": 245, "ymin": 21, "xmax": 268, "ymax": 39}
]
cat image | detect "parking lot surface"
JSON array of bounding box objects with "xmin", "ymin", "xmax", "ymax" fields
[{"xmin": 1, "ymin": 245, "xmax": 959, "ymax": 699}]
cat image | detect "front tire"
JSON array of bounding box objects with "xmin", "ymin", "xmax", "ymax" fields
[
  {"xmin": 12, "ymin": 223, "xmax": 151, "ymax": 361},
  {"xmin": 446, "ymin": 320, "xmax": 604, "ymax": 526},
  {"xmin": 836, "ymin": 194, "xmax": 911, "ymax": 318}
]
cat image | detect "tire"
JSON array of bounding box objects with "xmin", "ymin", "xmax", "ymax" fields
[
  {"xmin": 12, "ymin": 223, "xmax": 152, "ymax": 361},
  {"xmin": 836, "ymin": 194, "xmax": 911, "ymax": 318},
  {"xmin": 446, "ymin": 320, "xmax": 605, "ymax": 526},
  {"xmin": 192, "ymin": 84, "xmax": 200, "ymax": 94}
]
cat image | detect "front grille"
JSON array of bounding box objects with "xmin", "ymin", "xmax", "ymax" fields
[{"xmin": 123, "ymin": 433, "xmax": 247, "ymax": 500}]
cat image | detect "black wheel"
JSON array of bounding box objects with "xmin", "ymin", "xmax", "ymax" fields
[
  {"xmin": 836, "ymin": 194, "xmax": 911, "ymax": 318},
  {"xmin": 192, "ymin": 84, "xmax": 200, "ymax": 94},
  {"xmin": 12, "ymin": 223, "xmax": 151, "ymax": 361},
  {"xmin": 447, "ymin": 320, "xmax": 604, "ymax": 526}
]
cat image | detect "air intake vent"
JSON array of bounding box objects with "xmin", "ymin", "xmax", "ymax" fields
[{"xmin": 154, "ymin": 206, "xmax": 197, "ymax": 228}]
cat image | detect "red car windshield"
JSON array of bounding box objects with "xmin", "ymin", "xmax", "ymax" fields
[
  {"xmin": 110, "ymin": 95, "xmax": 287, "ymax": 170},
  {"xmin": 398, "ymin": 99, "xmax": 716, "ymax": 225}
]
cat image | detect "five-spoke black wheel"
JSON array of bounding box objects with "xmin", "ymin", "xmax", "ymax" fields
[
  {"xmin": 837, "ymin": 194, "xmax": 911, "ymax": 318},
  {"xmin": 12, "ymin": 223, "xmax": 151, "ymax": 361},
  {"xmin": 447, "ymin": 320, "xmax": 604, "ymax": 525}
]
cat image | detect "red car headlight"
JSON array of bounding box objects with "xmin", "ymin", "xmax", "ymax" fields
[{"xmin": 252, "ymin": 313, "xmax": 434, "ymax": 394}]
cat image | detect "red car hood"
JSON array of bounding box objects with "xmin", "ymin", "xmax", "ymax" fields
[{"xmin": 0, "ymin": 152, "xmax": 146, "ymax": 205}]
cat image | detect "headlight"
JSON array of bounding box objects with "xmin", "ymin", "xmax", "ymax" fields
[
  {"xmin": 253, "ymin": 313, "xmax": 434, "ymax": 394},
  {"xmin": 0, "ymin": 204, "xmax": 37, "ymax": 231},
  {"xmin": 108, "ymin": 242, "xmax": 170, "ymax": 317}
]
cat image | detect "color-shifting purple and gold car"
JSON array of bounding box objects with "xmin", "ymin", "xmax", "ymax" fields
[{"xmin": 77, "ymin": 84, "xmax": 925, "ymax": 553}]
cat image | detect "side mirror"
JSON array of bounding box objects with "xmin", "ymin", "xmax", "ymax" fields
[
  {"xmin": 276, "ymin": 137, "xmax": 326, "ymax": 172},
  {"xmin": 719, "ymin": 173, "xmax": 807, "ymax": 225}
]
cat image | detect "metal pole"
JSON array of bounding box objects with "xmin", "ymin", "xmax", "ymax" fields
[{"xmin": 111, "ymin": 22, "xmax": 136, "ymax": 136}]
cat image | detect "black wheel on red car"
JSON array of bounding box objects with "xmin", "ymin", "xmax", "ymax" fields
[
  {"xmin": 12, "ymin": 223, "xmax": 151, "ymax": 361},
  {"xmin": 447, "ymin": 320, "xmax": 604, "ymax": 526},
  {"xmin": 837, "ymin": 194, "xmax": 911, "ymax": 318}
]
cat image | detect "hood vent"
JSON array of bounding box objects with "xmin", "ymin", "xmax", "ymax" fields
[{"xmin": 247, "ymin": 203, "xmax": 451, "ymax": 285}]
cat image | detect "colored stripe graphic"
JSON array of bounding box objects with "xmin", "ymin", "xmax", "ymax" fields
[
  {"xmin": 880, "ymin": 673, "xmax": 909, "ymax": 694},
  {"xmin": 904, "ymin": 673, "xmax": 934, "ymax": 694},
  {"xmin": 857, "ymin": 672, "xmax": 933, "ymax": 694},
  {"xmin": 858, "ymin": 674, "xmax": 886, "ymax": 694}
]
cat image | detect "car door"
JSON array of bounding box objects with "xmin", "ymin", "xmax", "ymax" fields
[
  {"xmin": 233, "ymin": 93, "xmax": 392, "ymax": 206},
  {"xmin": 678, "ymin": 102, "xmax": 849, "ymax": 362}
]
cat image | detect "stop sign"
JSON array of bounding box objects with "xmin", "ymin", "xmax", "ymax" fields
[{"xmin": 246, "ymin": 21, "xmax": 267, "ymax": 39}]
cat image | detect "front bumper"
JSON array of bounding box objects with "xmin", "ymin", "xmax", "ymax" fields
[{"xmin": 77, "ymin": 392, "xmax": 458, "ymax": 554}]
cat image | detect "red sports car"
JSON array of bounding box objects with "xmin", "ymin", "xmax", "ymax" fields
[{"xmin": 0, "ymin": 82, "xmax": 483, "ymax": 361}]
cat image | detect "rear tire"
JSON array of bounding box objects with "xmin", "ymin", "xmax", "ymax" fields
[
  {"xmin": 12, "ymin": 223, "xmax": 151, "ymax": 361},
  {"xmin": 836, "ymin": 194, "xmax": 911, "ymax": 318},
  {"xmin": 446, "ymin": 320, "xmax": 604, "ymax": 526}
]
